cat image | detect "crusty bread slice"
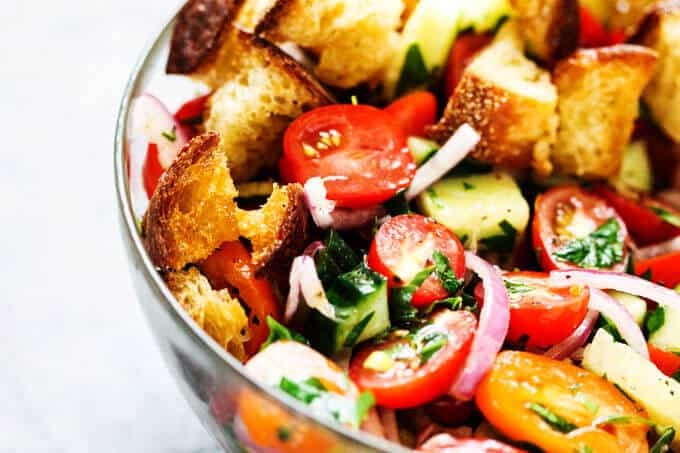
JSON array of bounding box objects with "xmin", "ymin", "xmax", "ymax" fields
[
  {"xmin": 165, "ymin": 267, "xmax": 249, "ymax": 361},
  {"xmin": 255, "ymin": 0, "xmax": 404, "ymax": 88},
  {"xmin": 143, "ymin": 131, "xmax": 312, "ymax": 274},
  {"xmin": 509, "ymin": 0, "xmax": 579, "ymax": 64},
  {"xmin": 427, "ymin": 22, "xmax": 558, "ymax": 176},
  {"xmin": 634, "ymin": 0, "xmax": 680, "ymax": 142},
  {"xmin": 192, "ymin": 25, "xmax": 332, "ymax": 182},
  {"xmin": 551, "ymin": 45, "xmax": 657, "ymax": 179},
  {"xmin": 143, "ymin": 132, "xmax": 241, "ymax": 271}
]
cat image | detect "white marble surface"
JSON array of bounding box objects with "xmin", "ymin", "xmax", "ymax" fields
[{"xmin": 0, "ymin": 1, "xmax": 220, "ymax": 451}]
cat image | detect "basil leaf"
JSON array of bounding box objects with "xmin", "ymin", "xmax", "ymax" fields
[
  {"xmin": 432, "ymin": 250, "xmax": 464, "ymax": 294},
  {"xmin": 480, "ymin": 220, "xmax": 517, "ymax": 253},
  {"xmin": 645, "ymin": 306, "xmax": 666, "ymax": 336},
  {"xmin": 261, "ymin": 316, "xmax": 309, "ymax": 351},
  {"xmin": 554, "ymin": 218, "xmax": 624, "ymax": 269},
  {"xmin": 650, "ymin": 427, "xmax": 675, "ymax": 453},
  {"xmin": 651, "ymin": 206, "xmax": 680, "ymax": 228},
  {"xmin": 396, "ymin": 43, "xmax": 430, "ymax": 97},
  {"xmin": 526, "ymin": 402, "xmax": 577, "ymax": 433}
]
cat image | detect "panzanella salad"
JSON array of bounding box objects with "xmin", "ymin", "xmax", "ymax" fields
[{"xmin": 130, "ymin": 0, "xmax": 680, "ymax": 450}]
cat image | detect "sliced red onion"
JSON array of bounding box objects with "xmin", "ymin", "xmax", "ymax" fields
[
  {"xmin": 549, "ymin": 269, "xmax": 680, "ymax": 312},
  {"xmin": 635, "ymin": 236, "xmax": 680, "ymax": 261},
  {"xmin": 303, "ymin": 241, "xmax": 325, "ymax": 257},
  {"xmin": 405, "ymin": 124, "xmax": 480, "ymax": 201},
  {"xmin": 449, "ymin": 252, "xmax": 510, "ymax": 401},
  {"xmin": 130, "ymin": 93, "xmax": 188, "ymax": 169},
  {"xmin": 361, "ymin": 409, "xmax": 386, "ymax": 439},
  {"xmin": 379, "ymin": 408, "xmax": 400, "ymax": 444},
  {"xmin": 285, "ymin": 255, "xmax": 335, "ymax": 323},
  {"xmin": 587, "ymin": 288, "xmax": 649, "ymax": 358},
  {"xmin": 545, "ymin": 310, "xmax": 599, "ymax": 360}
]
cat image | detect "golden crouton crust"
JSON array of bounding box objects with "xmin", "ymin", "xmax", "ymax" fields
[
  {"xmin": 165, "ymin": 267, "xmax": 249, "ymax": 361},
  {"xmin": 143, "ymin": 133, "xmax": 240, "ymax": 271},
  {"xmin": 253, "ymin": 0, "xmax": 293, "ymax": 35},
  {"xmin": 552, "ymin": 45, "xmax": 658, "ymax": 178},
  {"xmin": 166, "ymin": 0, "xmax": 244, "ymax": 74}
]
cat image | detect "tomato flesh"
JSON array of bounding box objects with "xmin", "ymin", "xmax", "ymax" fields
[
  {"xmin": 281, "ymin": 105, "xmax": 415, "ymax": 208},
  {"xmin": 476, "ymin": 351, "xmax": 649, "ymax": 453},
  {"xmin": 532, "ymin": 185, "xmax": 630, "ymax": 271},
  {"xmin": 199, "ymin": 241, "xmax": 281, "ymax": 355},
  {"xmin": 474, "ymin": 272, "xmax": 589, "ymax": 348},
  {"xmin": 384, "ymin": 91, "xmax": 438, "ymax": 137},
  {"xmin": 368, "ymin": 214, "xmax": 466, "ymax": 306},
  {"xmin": 636, "ymin": 251, "xmax": 680, "ymax": 288},
  {"xmin": 579, "ymin": 7, "xmax": 626, "ymax": 48},
  {"xmin": 349, "ymin": 309, "xmax": 476, "ymax": 409},
  {"xmin": 648, "ymin": 343, "xmax": 680, "ymax": 377},
  {"xmin": 142, "ymin": 143, "xmax": 164, "ymax": 199},
  {"xmin": 445, "ymin": 33, "xmax": 493, "ymax": 97}
]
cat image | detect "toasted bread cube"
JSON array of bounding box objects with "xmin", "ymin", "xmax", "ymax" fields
[
  {"xmin": 255, "ymin": 0, "xmax": 404, "ymax": 88},
  {"xmin": 635, "ymin": 0, "xmax": 680, "ymax": 142},
  {"xmin": 552, "ymin": 45, "xmax": 657, "ymax": 179},
  {"xmin": 165, "ymin": 267, "xmax": 249, "ymax": 361},
  {"xmin": 427, "ymin": 22, "xmax": 558, "ymax": 175},
  {"xmin": 143, "ymin": 133, "xmax": 240, "ymax": 271},
  {"xmin": 510, "ymin": 0, "xmax": 579, "ymax": 64}
]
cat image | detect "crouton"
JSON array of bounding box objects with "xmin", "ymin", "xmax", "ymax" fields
[
  {"xmin": 255, "ymin": 0, "xmax": 405, "ymax": 88},
  {"xmin": 509, "ymin": 0, "xmax": 580, "ymax": 64},
  {"xmin": 551, "ymin": 45, "xmax": 657, "ymax": 179},
  {"xmin": 634, "ymin": 0, "xmax": 680, "ymax": 142},
  {"xmin": 143, "ymin": 133, "xmax": 240, "ymax": 271},
  {"xmin": 610, "ymin": 0, "xmax": 658, "ymax": 34},
  {"xmin": 427, "ymin": 22, "xmax": 558, "ymax": 176},
  {"xmin": 165, "ymin": 267, "xmax": 249, "ymax": 361},
  {"xmin": 191, "ymin": 26, "xmax": 332, "ymax": 182},
  {"xmin": 166, "ymin": 0, "xmax": 244, "ymax": 74}
]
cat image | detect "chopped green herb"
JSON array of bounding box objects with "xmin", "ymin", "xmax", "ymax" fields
[
  {"xmin": 422, "ymin": 296, "xmax": 462, "ymax": 315},
  {"xmin": 640, "ymin": 268, "xmax": 653, "ymax": 281},
  {"xmin": 419, "ymin": 332, "xmax": 448, "ymax": 364},
  {"xmin": 651, "ymin": 206, "xmax": 680, "ymax": 228},
  {"xmin": 613, "ymin": 382, "xmax": 636, "ymax": 403},
  {"xmin": 526, "ymin": 402, "xmax": 577, "ymax": 433},
  {"xmin": 383, "ymin": 189, "xmax": 410, "ymax": 216},
  {"xmin": 355, "ymin": 392, "xmax": 376, "ymax": 425},
  {"xmin": 480, "ymin": 220, "xmax": 517, "ymax": 253},
  {"xmin": 576, "ymin": 445, "xmax": 594, "ymax": 453},
  {"xmin": 459, "ymin": 234, "xmax": 469, "ymax": 245},
  {"xmin": 568, "ymin": 383, "xmax": 583, "ymax": 394},
  {"xmin": 135, "ymin": 217, "xmax": 144, "ymax": 236},
  {"xmin": 462, "ymin": 181, "xmax": 475, "ymax": 190},
  {"xmin": 673, "ymin": 369, "xmax": 680, "ymax": 383},
  {"xmin": 343, "ymin": 312, "xmax": 375, "ymax": 348},
  {"xmin": 645, "ymin": 306, "xmax": 666, "ymax": 336},
  {"xmin": 261, "ymin": 316, "xmax": 309, "ymax": 351},
  {"xmin": 594, "ymin": 415, "xmax": 656, "ymax": 427},
  {"xmin": 390, "ymin": 267, "xmax": 435, "ymax": 326},
  {"xmin": 650, "ymin": 427, "xmax": 675, "ymax": 453},
  {"xmin": 161, "ymin": 126, "xmax": 177, "ymax": 142},
  {"xmin": 553, "ymin": 218, "xmax": 624, "ymax": 269},
  {"xmin": 504, "ymin": 279, "xmax": 533, "ymax": 296},
  {"xmin": 280, "ymin": 377, "xmax": 326, "ymax": 404},
  {"xmin": 426, "ymin": 187, "xmax": 445, "ymax": 209},
  {"xmin": 575, "ymin": 394, "xmax": 599, "ymax": 415},
  {"xmin": 432, "ymin": 250, "xmax": 463, "ymax": 294},
  {"xmin": 396, "ymin": 43, "xmax": 430, "ymax": 97},
  {"xmin": 626, "ymin": 252, "xmax": 636, "ymax": 275},
  {"xmin": 276, "ymin": 426, "xmax": 292, "ymax": 442}
]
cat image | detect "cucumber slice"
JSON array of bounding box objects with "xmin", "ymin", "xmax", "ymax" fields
[
  {"xmin": 649, "ymin": 306, "xmax": 680, "ymax": 353},
  {"xmin": 408, "ymin": 136, "xmax": 439, "ymax": 165},
  {"xmin": 609, "ymin": 141, "xmax": 653, "ymax": 194},
  {"xmin": 608, "ymin": 291, "xmax": 647, "ymax": 326}
]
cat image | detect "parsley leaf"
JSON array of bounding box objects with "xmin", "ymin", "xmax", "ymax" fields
[
  {"xmin": 396, "ymin": 44, "xmax": 430, "ymax": 97},
  {"xmin": 426, "ymin": 187, "xmax": 445, "ymax": 209},
  {"xmin": 651, "ymin": 427, "xmax": 675, "ymax": 453},
  {"xmin": 276, "ymin": 426, "xmax": 292, "ymax": 442},
  {"xmin": 463, "ymin": 181, "xmax": 475, "ymax": 191},
  {"xmin": 261, "ymin": 316, "xmax": 309, "ymax": 351},
  {"xmin": 504, "ymin": 279, "xmax": 533, "ymax": 295},
  {"xmin": 651, "ymin": 206, "xmax": 680, "ymax": 228},
  {"xmin": 553, "ymin": 218, "xmax": 624, "ymax": 269},
  {"xmin": 594, "ymin": 415, "xmax": 656, "ymax": 427},
  {"xmin": 432, "ymin": 250, "xmax": 463, "ymax": 294},
  {"xmin": 161, "ymin": 126, "xmax": 177, "ymax": 142},
  {"xmin": 526, "ymin": 402, "xmax": 577, "ymax": 433},
  {"xmin": 390, "ymin": 267, "xmax": 435, "ymax": 326},
  {"xmin": 421, "ymin": 296, "xmax": 462, "ymax": 315},
  {"xmin": 480, "ymin": 220, "xmax": 517, "ymax": 253},
  {"xmin": 645, "ymin": 306, "xmax": 666, "ymax": 336},
  {"xmin": 419, "ymin": 332, "xmax": 448, "ymax": 364}
]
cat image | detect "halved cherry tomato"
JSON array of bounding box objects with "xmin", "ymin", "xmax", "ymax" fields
[
  {"xmin": 239, "ymin": 341, "xmax": 353, "ymax": 453},
  {"xmin": 594, "ymin": 185, "xmax": 680, "ymax": 246},
  {"xmin": 281, "ymin": 104, "xmax": 415, "ymax": 208},
  {"xmin": 636, "ymin": 251, "xmax": 680, "ymax": 288},
  {"xmin": 384, "ymin": 91, "xmax": 438, "ymax": 137},
  {"xmin": 142, "ymin": 143, "xmax": 164, "ymax": 199},
  {"xmin": 445, "ymin": 33, "xmax": 493, "ymax": 97},
  {"xmin": 199, "ymin": 241, "xmax": 280, "ymax": 355},
  {"xmin": 476, "ymin": 351, "xmax": 649, "ymax": 453},
  {"xmin": 532, "ymin": 185, "xmax": 630, "ymax": 271},
  {"xmin": 418, "ymin": 434, "xmax": 525, "ymax": 453},
  {"xmin": 474, "ymin": 272, "xmax": 589, "ymax": 348},
  {"xmin": 175, "ymin": 93, "xmax": 211, "ymax": 124},
  {"xmin": 368, "ymin": 214, "xmax": 466, "ymax": 306},
  {"xmin": 648, "ymin": 343, "xmax": 680, "ymax": 377},
  {"xmin": 579, "ymin": 7, "xmax": 626, "ymax": 48},
  {"xmin": 349, "ymin": 309, "xmax": 476, "ymax": 409}
]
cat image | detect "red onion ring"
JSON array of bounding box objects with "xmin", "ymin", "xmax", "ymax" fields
[
  {"xmin": 405, "ymin": 124, "xmax": 480, "ymax": 200},
  {"xmin": 449, "ymin": 253, "xmax": 510, "ymax": 401},
  {"xmin": 587, "ymin": 288, "xmax": 649, "ymax": 358},
  {"xmin": 544, "ymin": 310, "xmax": 599, "ymax": 360},
  {"xmin": 379, "ymin": 408, "xmax": 400, "ymax": 444},
  {"xmin": 284, "ymin": 255, "xmax": 334, "ymax": 323},
  {"xmin": 549, "ymin": 269, "xmax": 680, "ymax": 312},
  {"xmin": 303, "ymin": 241, "xmax": 325, "ymax": 257}
]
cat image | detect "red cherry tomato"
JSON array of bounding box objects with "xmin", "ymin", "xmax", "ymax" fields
[
  {"xmin": 635, "ymin": 251, "xmax": 680, "ymax": 288},
  {"xmin": 445, "ymin": 33, "xmax": 493, "ymax": 97},
  {"xmin": 532, "ymin": 186, "xmax": 630, "ymax": 271},
  {"xmin": 648, "ymin": 343, "xmax": 680, "ymax": 377},
  {"xmin": 384, "ymin": 91, "xmax": 438, "ymax": 137},
  {"xmin": 349, "ymin": 310, "xmax": 476, "ymax": 409},
  {"xmin": 418, "ymin": 434, "xmax": 526, "ymax": 453},
  {"xmin": 142, "ymin": 143, "xmax": 164, "ymax": 199},
  {"xmin": 174, "ymin": 93, "xmax": 211, "ymax": 123},
  {"xmin": 281, "ymin": 105, "xmax": 415, "ymax": 208},
  {"xmin": 594, "ymin": 185, "xmax": 680, "ymax": 247},
  {"xmin": 579, "ymin": 7, "xmax": 626, "ymax": 47},
  {"xmin": 474, "ymin": 271, "xmax": 590, "ymax": 348},
  {"xmin": 368, "ymin": 214, "xmax": 466, "ymax": 306}
]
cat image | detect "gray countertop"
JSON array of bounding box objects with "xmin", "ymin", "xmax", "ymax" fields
[{"xmin": 0, "ymin": 1, "xmax": 220, "ymax": 451}]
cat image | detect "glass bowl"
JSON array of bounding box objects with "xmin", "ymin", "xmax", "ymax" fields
[{"xmin": 113, "ymin": 6, "xmax": 408, "ymax": 453}]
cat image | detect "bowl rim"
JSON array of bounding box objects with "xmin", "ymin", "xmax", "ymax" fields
[{"xmin": 113, "ymin": 6, "xmax": 409, "ymax": 453}]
